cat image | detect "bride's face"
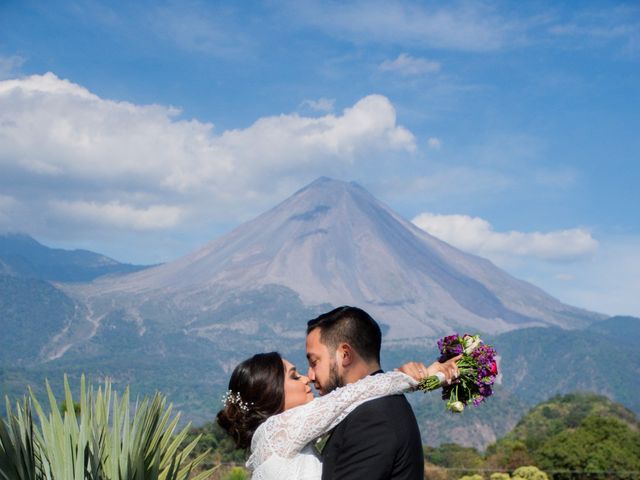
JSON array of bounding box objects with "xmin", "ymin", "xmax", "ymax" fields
[{"xmin": 282, "ymin": 359, "xmax": 314, "ymax": 410}]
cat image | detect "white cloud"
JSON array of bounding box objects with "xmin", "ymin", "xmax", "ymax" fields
[
  {"xmin": 0, "ymin": 194, "xmax": 18, "ymax": 209},
  {"xmin": 554, "ymin": 273, "xmax": 575, "ymax": 282},
  {"xmin": 517, "ymin": 235, "xmax": 640, "ymax": 317},
  {"xmin": 427, "ymin": 137, "xmax": 442, "ymax": 149},
  {"xmin": 289, "ymin": 1, "xmax": 520, "ymax": 52},
  {"xmin": 412, "ymin": 213, "xmax": 638, "ymax": 318},
  {"xmin": 562, "ymin": 238, "xmax": 640, "ymax": 316},
  {"xmin": 50, "ymin": 201, "xmax": 182, "ymax": 231},
  {"xmin": 300, "ymin": 98, "xmax": 335, "ymax": 113},
  {"xmin": 150, "ymin": 5, "xmax": 254, "ymax": 57},
  {"xmin": 0, "ymin": 73, "xmax": 415, "ymax": 234},
  {"xmin": 412, "ymin": 212, "xmax": 598, "ymax": 261},
  {"xmin": 533, "ymin": 167, "xmax": 579, "ymax": 188},
  {"xmin": 548, "ymin": 6, "xmax": 640, "ymax": 55},
  {"xmin": 385, "ymin": 168, "xmax": 513, "ymax": 204},
  {"xmin": 0, "ymin": 55, "xmax": 25, "ymax": 80},
  {"xmin": 0, "ymin": 194, "xmax": 19, "ymax": 224},
  {"xmin": 379, "ymin": 53, "xmax": 441, "ymax": 76}
]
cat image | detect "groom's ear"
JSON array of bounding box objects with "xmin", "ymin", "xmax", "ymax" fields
[{"xmin": 337, "ymin": 342, "xmax": 354, "ymax": 367}]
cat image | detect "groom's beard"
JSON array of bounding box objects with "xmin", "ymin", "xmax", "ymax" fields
[{"xmin": 321, "ymin": 361, "xmax": 345, "ymax": 395}]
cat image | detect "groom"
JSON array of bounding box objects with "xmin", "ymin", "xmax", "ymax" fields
[{"xmin": 306, "ymin": 306, "xmax": 428, "ymax": 480}]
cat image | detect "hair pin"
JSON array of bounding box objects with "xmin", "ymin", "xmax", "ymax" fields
[{"xmin": 222, "ymin": 390, "xmax": 253, "ymax": 412}]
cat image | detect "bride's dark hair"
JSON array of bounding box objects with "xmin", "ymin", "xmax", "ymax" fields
[{"xmin": 216, "ymin": 352, "xmax": 285, "ymax": 449}]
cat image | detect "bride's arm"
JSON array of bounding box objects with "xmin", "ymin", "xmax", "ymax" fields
[{"xmin": 258, "ymin": 371, "xmax": 418, "ymax": 459}]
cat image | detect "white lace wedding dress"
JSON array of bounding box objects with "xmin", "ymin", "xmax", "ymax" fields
[{"xmin": 245, "ymin": 371, "xmax": 418, "ymax": 480}]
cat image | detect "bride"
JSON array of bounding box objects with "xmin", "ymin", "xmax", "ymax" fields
[{"xmin": 217, "ymin": 351, "xmax": 459, "ymax": 479}]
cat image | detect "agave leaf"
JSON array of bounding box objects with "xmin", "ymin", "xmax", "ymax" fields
[
  {"xmin": 189, "ymin": 467, "xmax": 220, "ymax": 480},
  {"xmin": 63, "ymin": 374, "xmax": 77, "ymax": 425},
  {"xmin": 157, "ymin": 451, "xmax": 178, "ymax": 480},
  {"xmin": 168, "ymin": 433, "xmax": 198, "ymax": 465},
  {"xmin": 175, "ymin": 449, "xmax": 208, "ymax": 480},
  {"xmin": 156, "ymin": 416, "xmax": 183, "ymax": 470}
]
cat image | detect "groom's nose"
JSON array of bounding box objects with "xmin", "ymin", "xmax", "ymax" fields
[{"xmin": 307, "ymin": 367, "xmax": 315, "ymax": 381}]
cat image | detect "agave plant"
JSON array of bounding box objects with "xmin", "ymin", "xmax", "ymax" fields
[
  {"xmin": 0, "ymin": 398, "xmax": 40, "ymax": 480},
  {"xmin": 0, "ymin": 375, "xmax": 215, "ymax": 480}
]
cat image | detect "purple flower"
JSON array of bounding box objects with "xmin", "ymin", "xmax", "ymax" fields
[{"xmin": 438, "ymin": 334, "xmax": 466, "ymax": 360}]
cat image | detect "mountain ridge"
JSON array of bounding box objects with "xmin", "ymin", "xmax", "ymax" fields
[{"xmin": 0, "ymin": 233, "xmax": 151, "ymax": 282}]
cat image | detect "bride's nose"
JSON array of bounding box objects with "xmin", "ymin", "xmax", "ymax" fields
[{"xmin": 301, "ymin": 374, "xmax": 310, "ymax": 384}]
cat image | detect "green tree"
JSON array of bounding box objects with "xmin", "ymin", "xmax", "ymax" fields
[
  {"xmin": 536, "ymin": 415, "xmax": 640, "ymax": 480},
  {"xmin": 424, "ymin": 443, "xmax": 484, "ymax": 470},
  {"xmin": 484, "ymin": 439, "xmax": 534, "ymax": 471},
  {"xmin": 485, "ymin": 393, "xmax": 640, "ymax": 475},
  {"xmin": 487, "ymin": 392, "xmax": 638, "ymax": 456}
]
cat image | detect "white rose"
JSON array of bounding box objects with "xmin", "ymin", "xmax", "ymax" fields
[
  {"xmin": 449, "ymin": 401, "xmax": 464, "ymax": 413},
  {"xmin": 463, "ymin": 335, "xmax": 481, "ymax": 354}
]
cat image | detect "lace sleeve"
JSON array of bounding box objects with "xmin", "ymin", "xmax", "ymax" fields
[{"xmin": 249, "ymin": 371, "xmax": 417, "ymax": 464}]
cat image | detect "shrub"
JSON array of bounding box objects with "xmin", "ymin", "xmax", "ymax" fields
[
  {"xmin": 512, "ymin": 465, "xmax": 548, "ymax": 480},
  {"xmin": 423, "ymin": 462, "xmax": 448, "ymax": 480},
  {"xmin": 490, "ymin": 473, "xmax": 511, "ymax": 480},
  {"xmin": 222, "ymin": 466, "xmax": 248, "ymax": 480},
  {"xmin": 458, "ymin": 474, "xmax": 483, "ymax": 480}
]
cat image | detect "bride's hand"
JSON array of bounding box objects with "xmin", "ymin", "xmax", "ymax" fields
[
  {"xmin": 397, "ymin": 355, "xmax": 462, "ymax": 384},
  {"xmin": 397, "ymin": 361, "xmax": 431, "ymax": 381},
  {"xmin": 431, "ymin": 355, "xmax": 462, "ymax": 385}
]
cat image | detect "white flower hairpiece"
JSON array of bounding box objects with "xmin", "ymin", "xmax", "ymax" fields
[{"xmin": 221, "ymin": 390, "xmax": 253, "ymax": 412}]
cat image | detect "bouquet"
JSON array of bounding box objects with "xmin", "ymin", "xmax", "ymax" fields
[{"xmin": 417, "ymin": 334, "xmax": 498, "ymax": 412}]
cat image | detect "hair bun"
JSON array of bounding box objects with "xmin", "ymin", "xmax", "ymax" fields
[{"xmin": 217, "ymin": 403, "xmax": 253, "ymax": 449}]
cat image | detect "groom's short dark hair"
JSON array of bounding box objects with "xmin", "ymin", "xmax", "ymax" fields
[{"xmin": 307, "ymin": 306, "xmax": 381, "ymax": 364}]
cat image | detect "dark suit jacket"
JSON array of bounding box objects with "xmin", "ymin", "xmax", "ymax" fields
[{"xmin": 320, "ymin": 379, "xmax": 423, "ymax": 480}]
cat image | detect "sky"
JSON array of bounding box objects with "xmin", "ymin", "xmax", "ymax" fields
[{"xmin": 0, "ymin": 0, "xmax": 639, "ymax": 317}]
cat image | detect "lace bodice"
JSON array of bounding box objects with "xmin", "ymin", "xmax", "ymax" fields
[{"xmin": 246, "ymin": 371, "xmax": 417, "ymax": 478}]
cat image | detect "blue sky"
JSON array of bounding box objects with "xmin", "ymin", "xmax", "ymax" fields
[{"xmin": 1, "ymin": 0, "xmax": 639, "ymax": 316}]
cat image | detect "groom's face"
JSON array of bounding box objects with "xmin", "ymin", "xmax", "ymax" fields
[{"xmin": 306, "ymin": 328, "xmax": 344, "ymax": 395}]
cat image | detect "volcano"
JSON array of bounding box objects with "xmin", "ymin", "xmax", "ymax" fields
[{"xmin": 57, "ymin": 177, "xmax": 601, "ymax": 355}]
